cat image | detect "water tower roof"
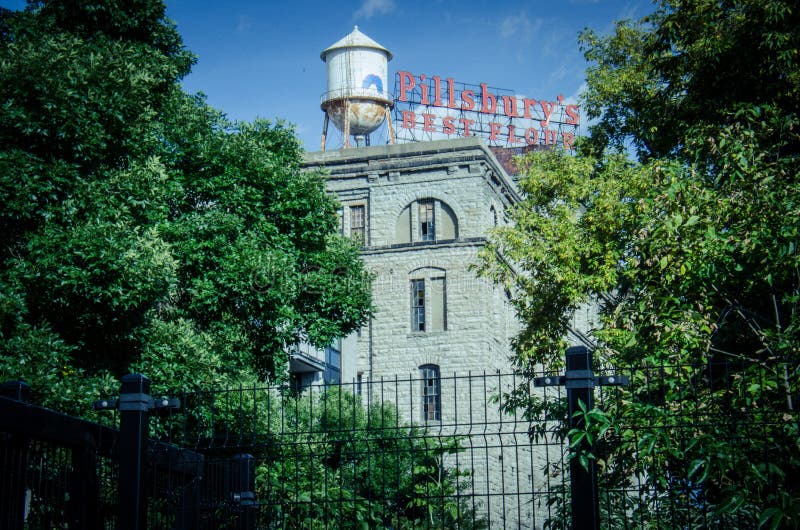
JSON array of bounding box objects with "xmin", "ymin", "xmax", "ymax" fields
[{"xmin": 321, "ymin": 26, "xmax": 393, "ymax": 62}]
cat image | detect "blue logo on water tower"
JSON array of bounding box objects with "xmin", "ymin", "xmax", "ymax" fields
[{"xmin": 362, "ymin": 74, "xmax": 383, "ymax": 93}]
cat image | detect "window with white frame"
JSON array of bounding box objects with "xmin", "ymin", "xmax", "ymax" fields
[{"xmin": 420, "ymin": 364, "xmax": 441, "ymax": 421}]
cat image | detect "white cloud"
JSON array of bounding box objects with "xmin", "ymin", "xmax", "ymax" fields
[
  {"xmin": 564, "ymin": 83, "xmax": 585, "ymax": 107},
  {"xmin": 565, "ymin": 82, "xmax": 595, "ymax": 129},
  {"xmin": 548, "ymin": 63, "xmax": 569, "ymax": 84},
  {"xmin": 617, "ymin": 1, "xmax": 646, "ymax": 23},
  {"xmin": 499, "ymin": 11, "xmax": 542, "ymax": 41},
  {"xmin": 235, "ymin": 15, "xmax": 253, "ymax": 33},
  {"xmin": 354, "ymin": 0, "xmax": 396, "ymax": 20}
]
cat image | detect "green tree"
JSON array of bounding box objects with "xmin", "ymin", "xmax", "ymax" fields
[
  {"xmin": 147, "ymin": 383, "xmax": 484, "ymax": 529},
  {"xmin": 249, "ymin": 386, "xmax": 486, "ymax": 529},
  {"xmin": 0, "ymin": 1, "xmax": 371, "ymax": 413},
  {"xmin": 478, "ymin": 0, "xmax": 799, "ymax": 527},
  {"xmin": 579, "ymin": 0, "xmax": 799, "ymax": 161}
]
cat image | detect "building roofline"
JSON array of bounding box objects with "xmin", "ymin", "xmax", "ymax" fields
[
  {"xmin": 321, "ymin": 26, "xmax": 393, "ymax": 61},
  {"xmin": 303, "ymin": 138, "xmax": 521, "ymax": 203}
]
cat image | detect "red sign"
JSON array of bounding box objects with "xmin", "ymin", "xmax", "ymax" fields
[{"xmin": 393, "ymin": 71, "xmax": 579, "ymax": 149}]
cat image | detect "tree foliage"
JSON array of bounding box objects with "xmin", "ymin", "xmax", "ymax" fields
[
  {"xmin": 479, "ymin": 0, "xmax": 799, "ymax": 526},
  {"xmin": 580, "ymin": 0, "xmax": 799, "ymax": 160},
  {"xmin": 251, "ymin": 387, "xmax": 486, "ymax": 529},
  {"xmin": 0, "ymin": 0, "xmax": 371, "ymax": 413},
  {"xmin": 145, "ymin": 383, "xmax": 485, "ymax": 529}
]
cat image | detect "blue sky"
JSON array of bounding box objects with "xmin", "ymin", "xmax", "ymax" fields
[{"xmin": 3, "ymin": 0, "xmax": 656, "ymax": 151}]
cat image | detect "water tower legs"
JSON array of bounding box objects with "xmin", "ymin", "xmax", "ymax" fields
[
  {"xmin": 343, "ymin": 100, "xmax": 351, "ymax": 149},
  {"xmin": 321, "ymin": 113, "xmax": 329, "ymax": 151},
  {"xmin": 385, "ymin": 107, "xmax": 396, "ymax": 145},
  {"xmin": 320, "ymin": 102, "xmax": 395, "ymax": 151}
]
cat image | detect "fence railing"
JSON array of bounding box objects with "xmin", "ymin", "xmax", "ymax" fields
[
  {"xmin": 1, "ymin": 350, "xmax": 797, "ymax": 529},
  {"xmin": 149, "ymin": 371, "xmax": 552, "ymax": 529},
  {"xmin": 0, "ymin": 382, "xmax": 119, "ymax": 530}
]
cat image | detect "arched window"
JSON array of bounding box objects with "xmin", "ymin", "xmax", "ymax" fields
[
  {"xmin": 420, "ymin": 364, "xmax": 441, "ymax": 421},
  {"xmin": 419, "ymin": 200, "xmax": 435, "ymax": 241},
  {"xmin": 395, "ymin": 199, "xmax": 458, "ymax": 244}
]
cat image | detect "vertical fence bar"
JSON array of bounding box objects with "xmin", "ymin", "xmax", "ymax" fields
[
  {"xmin": 229, "ymin": 453, "xmax": 256, "ymax": 530},
  {"xmin": 118, "ymin": 374, "xmax": 151, "ymax": 530},
  {"xmin": 565, "ymin": 346, "xmax": 600, "ymax": 530},
  {"xmin": 1, "ymin": 381, "xmax": 30, "ymax": 530},
  {"xmin": 68, "ymin": 444, "xmax": 99, "ymax": 529}
]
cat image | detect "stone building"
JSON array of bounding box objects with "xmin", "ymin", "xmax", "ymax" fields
[
  {"xmin": 304, "ymin": 137, "xmax": 521, "ymax": 393},
  {"xmin": 301, "ymin": 134, "xmax": 602, "ymax": 528},
  {"xmin": 302, "ymin": 138, "xmax": 539, "ymax": 526},
  {"xmin": 291, "ymin": 24, "xmax": 601, "ymax": 527}
]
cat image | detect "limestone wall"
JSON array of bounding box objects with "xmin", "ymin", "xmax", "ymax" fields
[{"xmin": 304, "ymin": 139, "xmax": 544, "ymax": 527}]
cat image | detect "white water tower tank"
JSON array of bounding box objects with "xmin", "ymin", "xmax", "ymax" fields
[{"xmin": 320, "ymin": 27, "xmax": 393, "ymax": 147}]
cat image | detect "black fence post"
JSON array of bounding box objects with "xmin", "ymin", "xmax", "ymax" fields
[
  {"xmin": 118, "ymin": 374, "xmax": 151, "ymax": 530},
  {"xmin": 0, "ymin": 381, "xmax": 30, "ymax": 530},
  {"xmin": 534, "ymin": 347, "xmax": 629, "ymax": 528},
  {"xmin": 565, "ymin": 346, "xmax": 600, "ymax": 530},
  {"xmin": 229, "ymin": 453, "xmax": 257, "ymax": 530}
]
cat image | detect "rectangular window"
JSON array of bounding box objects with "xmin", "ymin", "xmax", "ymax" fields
[
  {"xmin": 419, "ymin": 201, "xmax": 434, "ymax": 241},
  {"xmin": 421, "ymin": 365, "xmax": 441, "ymax": 421},
  {"xmin": 324, "ymin": 345, "xmax": 341, "ymax": 385},
  {"xmin": 350, "ymin": 205, "xmax": 365, "ymax": 245},
  {"xmin": 411, "ymin": 279, "xmax": 425, "ymax": 332}
]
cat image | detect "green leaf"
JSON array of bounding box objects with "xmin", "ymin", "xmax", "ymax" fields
[
  {"xmin": 687, "ymin": 459, "xmax": 706, "ymax": 482},
  {"xmin": 758, "ymin": 507, "xmax": 782, "ymax": 530}
]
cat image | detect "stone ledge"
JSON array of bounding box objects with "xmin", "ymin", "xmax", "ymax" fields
[{"xmin": 361, "ymin": 237, "xmax": 486, "ymax": 254}]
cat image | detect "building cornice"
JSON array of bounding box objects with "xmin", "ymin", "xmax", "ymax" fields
[
  {"xmin": 360, "ymin": 237, "xmax": 487, "ymax": 255},
  {"xmin": 303, "ymin": 138, "xmax": 521, "ymax": 205}
]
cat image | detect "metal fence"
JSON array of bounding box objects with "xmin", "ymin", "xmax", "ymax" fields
[
  {"xmin": 0, "ymin": 382, "xmax": 119, "ymax": 529},
  {"xmin": 148, "ymin": 371, "xmax": 552, "ymax": 529},
  {"xmin": 1, "ymin": 351, "xmax": 797, "ymax": 529}
]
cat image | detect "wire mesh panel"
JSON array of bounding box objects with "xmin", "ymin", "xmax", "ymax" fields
[
  {"xmin": 148, "ymin": 372, "xmax": 569, "ymax": 529},
  {"xmin": 3, "ymin": 358, "xmax": 795, "ymax": 529},
  {"xmin": 558, "ymin": 359, "xmax": 800, "ymax": 529},
  {"xmin": 146, "ymin": 359, "xmax": 799, "ymax": 529}
]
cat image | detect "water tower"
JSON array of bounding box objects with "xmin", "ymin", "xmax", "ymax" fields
[{"xmin": 320, "ymin": 27, "xmax": 395, "ymax": 150}]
